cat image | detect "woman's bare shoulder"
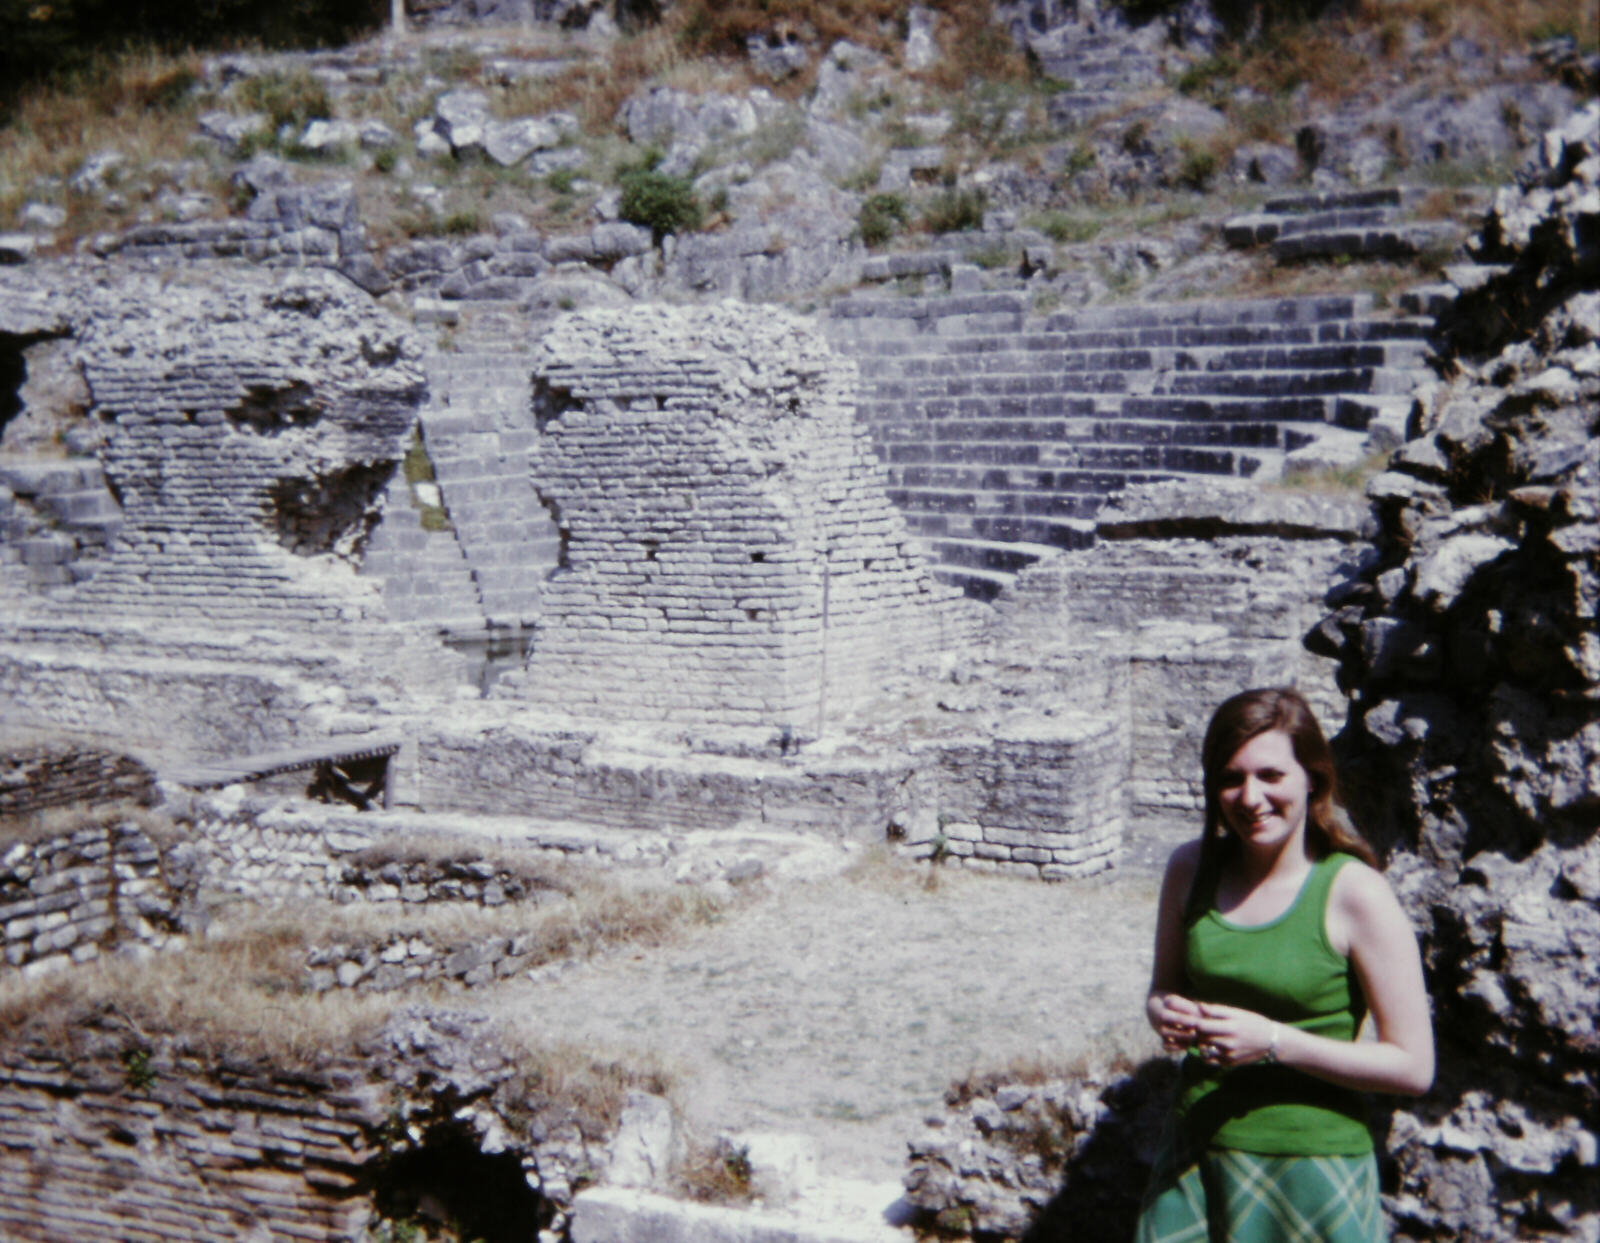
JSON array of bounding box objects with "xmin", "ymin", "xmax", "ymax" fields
[{"xmin": 1329, "ymin": 857, "xmax": 1396, "ymax": 910}]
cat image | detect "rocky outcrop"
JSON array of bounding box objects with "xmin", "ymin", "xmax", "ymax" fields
[
  {"xmin": 902, "ymin": 1059, "xmax": 1175, "ymax": 1240},
  {"xmin": 1310, "ymin": 101, "xmax": 1599, "ymax": 1243}
]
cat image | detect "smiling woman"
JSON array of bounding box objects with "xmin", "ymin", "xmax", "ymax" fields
[{"xmin": 1136, "ymin": 687, "xmax": 1433, "ymax": 1243}]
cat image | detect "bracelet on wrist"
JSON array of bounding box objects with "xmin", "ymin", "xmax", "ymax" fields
[{"xmin": 1265, "ymin": 1023, "xmax": 1281, "ymax": 1064}]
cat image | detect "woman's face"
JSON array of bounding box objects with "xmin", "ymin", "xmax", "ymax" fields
[{"xmin": 1216, "ymin": 728, "xmax": 1311, "ymax": 850}]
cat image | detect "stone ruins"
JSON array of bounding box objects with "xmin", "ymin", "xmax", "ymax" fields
[{"xmin": 0, "ymin": 4, "xmax": 1594, "ymax": 1231}]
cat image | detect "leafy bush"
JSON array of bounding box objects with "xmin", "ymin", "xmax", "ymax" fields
[
  {"xmin": 858, "ymin": 192, "xmax": 908, "ymax": 247},
  {"xmin": 619, "ymin": 169, "xmax": 703, "ymax": 237},
  {"xmin": 921, "ymin": 186, "xmax": 986, "ymax": 234}
]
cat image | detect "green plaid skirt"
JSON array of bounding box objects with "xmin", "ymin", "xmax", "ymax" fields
[{"xmin": 1134, "ymin": 1144, "xmax": 1383, "ymax": 1243}]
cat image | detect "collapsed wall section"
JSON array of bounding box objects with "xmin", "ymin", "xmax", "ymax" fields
[
  {"xmin": 61, "ymin": 268, "xmax": 425, "ymax": 627},
  {"xmin": 503, "ymin": 304, "xmax": 962, "ymax": 732}
]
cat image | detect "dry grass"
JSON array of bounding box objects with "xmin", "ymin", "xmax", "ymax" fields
[
  {"xmin": 499, "ymin": 1035, "xmax": 678, "ymax": 1140},
  {"xmin": 0, "ymin": 46, "xmax": 213, "ymax": 236},
  {"xmin": 0, "ymin": 800, "xmax": 175, "ymax": 851},
  {"xmin": 0, "ymin": 871, "xmax": 733, "ymax": 1070},
  {"xmin": 944, "ymin": 1020, "xmax": 1154, "ymax": 1107},
  {"xmin": 674, "ymin": 1133, "xmax": 756, "ymax": 1204}
]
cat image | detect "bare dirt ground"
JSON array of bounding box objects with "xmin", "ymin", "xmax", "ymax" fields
[{"xmin": 483, "ymin": 849, "xmax": 1164, "ymax": 1187}]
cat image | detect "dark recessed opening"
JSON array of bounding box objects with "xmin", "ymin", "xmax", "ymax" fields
[
  {"xmin": 745, "ymin": 608, "xmax": 759, "ymax": 621},
  {"xmin": 371, "ymin": 1125, "xmax": 546, "ymax": 1243},
  {"xmin": 643, "ymin": 540, "xmax": 658, "ymax": 561},
  {"xmin": 750, "ymin": 552, "xmax": 765, "ymax": 563}
]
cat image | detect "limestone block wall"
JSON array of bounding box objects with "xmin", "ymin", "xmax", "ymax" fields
[
  {"xmin": 107, "ymin": 181, "xmax": 390, "ymax": 295},
  {"xmin": 415, "ymin": 720, "xmax": 903, "ymax": 838},
  {"xmin": 0, "ymin": 819, "xmax": 184, "ymax": 977},
  {"xmin": 0, "ymin": 1051, "xmax": 381, "ymax": 1243},
  {"xmin": 503, "ymin": 304, "xmax": 962, "ymax": 732},
  {"xmin": 0, "ymin": 744, "xmax": 156, "ymax": 817},
  {"xmin": 0, "ymin": 620, "xmax": 459, "ymax": 762},
  {"xmin": 913, "ymin": 715, "xmax": 1127, "ymax": 878}
]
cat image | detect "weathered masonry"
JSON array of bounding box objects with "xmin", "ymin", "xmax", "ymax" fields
[{"xmin": 499, "ymin": 304, "xmax": 966, "ymax": 733}]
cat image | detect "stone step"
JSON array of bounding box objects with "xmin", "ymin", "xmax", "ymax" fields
[
  {"xmin": 932, "ymin": 562, "xmax": 1012, "ymax": 602},
  {"xmin": 929, "ymin": 536, "xmax": 1062, "ymax": 574},
  {"xmin": 34, "ymin": 488, "xmax": 119, "ymax": 523},
  {"xmin": 1119, "ymin": 394, "xmax": 1333, "ymax": 423},
  {"xmin": 1046, "ymin": 91, "xmax": 1126, "ymax": 127},
  {"xmin": 1263, "ymin": 187, "xmax": 1413, "ymax": 213},
  {"xmin": 1163, "ymin": 368, "xmax": 1386, "ymax": 398},
  {"xmin": 1272, "ymin": 222, "xmax": 1459, "ymax": 262},
  {"xmin": 0, "ymin": 460, "xmax": 106, "ymax": 496}
]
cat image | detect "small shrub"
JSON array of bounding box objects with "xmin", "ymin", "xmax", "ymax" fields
[
  {"xmin": 1032, "ymin": 211, "xmax": 1103, "ymax": 244},
  {"xmin": 546, "ymin": 167, "xmax": 577, "ymax": 194},
  {"xmin": 372, "ymin": 147, "xmax": 398, "ymax": 174},
  {"xmin": 240, "ymin": 69, "xmax": 332, "ymax": 133},
  {"xmin": 122, "ymin": 1047, "xmax": 156, "ymax": 1092},
  {"xmin": 440, "ymin": 209, "xmax": 483, "ymax": 236},
  {"xmin": 1175, "ymin": 142, "xmax": 1219, "ymax": 190},
  {"xmin": 618, "ymin": 168, "xmax": 702, "ymax": 237},
  {"xmin": 1063, "ymin": 141, "xmax": 1097, "ymax": 177},
  {"xmin": 677, "ymin": 1136, "xmax": 756, "ymax": 1204},
  {"xmin": 921, "ymin": 186, "xmax": 986, "ymax": 235},
  {"xmin": 858, "ymin": 192, "xmax": 908, "ymax": 247}
]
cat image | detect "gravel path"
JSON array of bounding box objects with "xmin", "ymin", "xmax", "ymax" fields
[{"xmin": 485, "ymin": 855, "xmax": 1162, "ymax": 1183}]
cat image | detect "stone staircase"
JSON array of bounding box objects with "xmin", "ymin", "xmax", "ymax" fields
[
  {"xmin": 1223, "ymin": 187, "xmax": 1461, "ymax": 263},
  {"xmin": 360, "ymin": 476, "xmax": 484, "ymax": 627},
  {"xmin": 413, "ymin": 304, "xmax": 562, "ymax": 628},
  {"xmin": 826, "ymin": 292, "xmax": 1434, "ymax": 599}
]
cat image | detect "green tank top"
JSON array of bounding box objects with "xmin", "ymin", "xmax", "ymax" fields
[{"xmin": 1177, "ymin": 851, "xmax": 1373, "ymax": 1156}]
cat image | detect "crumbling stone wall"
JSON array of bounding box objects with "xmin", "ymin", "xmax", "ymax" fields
[
  {"xmin": 999, "ymin": 480, "xmax": 1359, "ymax": 832},
  {"xmin": 0, "ymin": 818, "xmax": 183, "ymax": 976},
  {"xmin": 0, "ymin": 743, "xmax": 156, "ymax": 818},
  {"xmin": 0, "ymin": 1009, "xmax": 605, "ymax": 1243},
  {"xmin": 63, "ymin": 267, "xmax": 424, "ymax": 627},
  {"xmin": 502, "ymin": 304, "xmax": 964, "ymax": 733}
]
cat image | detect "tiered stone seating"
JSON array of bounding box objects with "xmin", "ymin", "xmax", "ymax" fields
[
  {"xmin": 1224, "ymin": 188, "xmax": 1459, "ymax": 262},
  {"xmin": 1032, "ymin": 24, "xmax": 1165, "ymax": 129},
  {"xmin": 826, "ymin": 292, "xmax": 1435, "ymax": 598}
]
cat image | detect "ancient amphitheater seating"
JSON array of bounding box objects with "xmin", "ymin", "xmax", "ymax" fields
[
  {"xmin": 827, "ymin": 292, "xmax": 1436, "ymax": 599},
  {"xmin": 1224, "ymin": 187, "xmax": 1460, "ymax": 263}
]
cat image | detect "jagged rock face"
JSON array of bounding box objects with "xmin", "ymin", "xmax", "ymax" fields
[{"xmin": 1313, "ymin": 104, "xmax": 1599, "ymax": 1243}]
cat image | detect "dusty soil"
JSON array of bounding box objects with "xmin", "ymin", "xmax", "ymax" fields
[{"xmin": 485, "ymin": 851, "xmax": 1163, "ymax": 1185}]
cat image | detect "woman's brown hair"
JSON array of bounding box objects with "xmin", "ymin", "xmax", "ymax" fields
[{"xmin": 1195, "ymin": 687, "xmax": 1377, "ymax": 885}]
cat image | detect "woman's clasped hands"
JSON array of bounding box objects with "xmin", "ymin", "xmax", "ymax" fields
[{"xmin": 1149, "ymin": 990, "xmax": 1280, "ymax": 1067}]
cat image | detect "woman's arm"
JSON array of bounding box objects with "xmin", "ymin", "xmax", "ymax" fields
[
  {"xmin": 1146, "ymin": 840, "xmax": 1203, "ymax": 1051},
  {"xmin": 1189, "ymin": 862, "xmax": 1435, "ymax": 1096}
]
